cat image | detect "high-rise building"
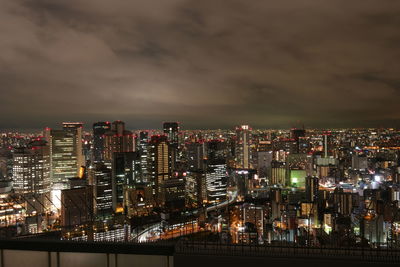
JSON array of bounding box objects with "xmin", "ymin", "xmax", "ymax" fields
[
  {"xmin": 286, "ymin": 153, "xmax": 313, "ymax": 176},
  {"xmin": 243, "ymin": 204, "xmax": 264, "ymax": 244},
  {"xmin": 124, "ymin": 182, "xmax": 154, "ymax": 217},
  {"xmin": 89, "ymin": 163, "xmax": 112, "ymax": 217},
  {"xmin": 112, "ymin": 152, "xmax": 141, "ymax": 212},
  {"xmin": 206, "ymin": 161, "xmax": 227, "ymax": 203},
  {"xmin": 45, "ymin": 123, "xmax": 84, "ymax": 189},
  {"xmin": 104, "ymin": 121, "xmax": 135, "ymax": 162},
  {"xmin": 323, "ymin": 132, "xmax": 333, "ymax": 158},
  {"xmin": 187, "ymin": 141, "xmax": 206, "ymax": 171},
  {"xmin": 61, "ymin": 180, "xmax": 93, "ymax": 228},
  {"xmin": 235, "ymin": 125, "xmax": 252, "ymax": 169},
  {"xmin": 290, "ymin": 128, "xmax": 306, "ymax": 141},
  {"xmin": 290, "ymin": 128, "xmax": 306, "ymax": 154},
  {"xmin": 163, "ymin": 122, "xmax": 179, "ymax": 148},
  {"xmin": 149, "ymin": 135, "xmax": 172, "ymax": 205},
  {"xmin": 137, "ymin": 131, "xmax": 149, "ymax": 182},
  {"xmin": 305, "ymin": 176, "xmax": 319, "ymax": 202},
  {"xmin": 0, "ymin": 174, "xmax": 21, "ymax": 228},
  {"xmin": 12, "ymin": 140, "xmax": 50, "ymax": 195},
  {"xmin": 270, "ymin": 160, "xmax": 286, "ymax": 186},
  {"xmin": 12, "ymin": 140, "xmax": 51, "ymax": 213},
  {"xmin": 92, "ymin": 122, "xmax": 111, "ymax": 163},
  {"xmin": 163, "ymin": 122, "xmax": 180, "ymax": 170},
  {"xmin": 207, "ymin": 140, "xmax": 227, "ymax": 161},
  {"xmin": 62, "ymin": 122, "xmax": 84, "ymax": 168},
  {"xmin": 185, "ymin": 171, "xmax": 207, "ymax": 207},
  {"xmin": 256, "ymin": 151, "xmax": 273, "ymax": 178},
  {"xmin": 333, "ymin": 188, "xmax": 354, "ymax": 216},
  {"xmin": 163, "ymin": 172, "xmax": 186, "ymax": 210},
  {"xmin": 82, "ymin": 133, "xmax": 92, "ymax": 167},
  {"xmin": 352, "ymin": 154, "xmax": 368, "ymax": 170},
  {"xmin": 257, "ymin": 140, "xmax": 272, "ymax": 152},
  {"xmin": 204, "ymin": 139, "xmax": 228, "ymax": 203}
]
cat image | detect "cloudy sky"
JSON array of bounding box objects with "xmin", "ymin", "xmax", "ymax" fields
[{"xmin": 1, "ymin": 0, "xmax": 400, "ymax": 130}]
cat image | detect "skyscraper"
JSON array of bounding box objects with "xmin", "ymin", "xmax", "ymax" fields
[
  {"xmin": 44, "ymin": 123, "xmax": 83, "ymax": 189},
  {"xmin": 137, "ymin": 131, "xmax": 149, "ymax": 182},
  {"xmin": 270, "ymin": 160, "xmax": 286, "ymax": 186},
  {"xmin": 185, "ymin": 171, "xmax": 207, "ymax": 207},
  {"xmin": 205, "ymin": 140, "xmax": 228, "ymax": 203},
  {"xmin": 290, "ymin": 128, "xmax": 306, "ymax": 154},
  {"xmin": 206, "ymin": 162, "xmax": 227, "ymax": 203},
  {"xmin": 89, "ymin": 163, "xmax": 112, "ymax": 217},
  {"xmin": 149, "ymin": 135, "xmax": 172, "ymax": 205},
  {"xmin": 163, "ymin": 122, "xmax": 179, "ymax": 148},
  {"xmin": 235, "ymin": 125, "xmax": 252, "ymax": 169},
  {"xmin": 92, "ymin": 122, "xmax": 111, "ymax": 163},
  {"xmin": 61, "ymin": 181, "xmax": 93, "ymax": 228},
  {"xmin": 104, "ymin": 121, "xmax": 135, "ymax": 162},
  {"xmin": 256, "ymin": 151, "xmax": 273, "ymax": 178},
  {"xmin": 323, "ymin": 132, "xmax": 333, "ymax": 158},
  {"xmin": 187, "ymin": 141, "xmax": 206, "ymax": 171},
  {"xmin": 163, "ymin": 172, "xmax": 186, "ymax": 210},
  {"xmin": 112, "ymin": 151, "xmax": 141, "ymax": 212},
  {"xmin": 12, "ymin": 139, "xmax": 51, "ymax": 213},
  {"xmin": 62, "ymin": 122, "xmax": 84, "ymax": 169},
  {"xmin": 163, "ymin": 122, "xmax": 179, "ymax": 170},
  {"xmin": 305, "ymin": 176, "xmax": 319, "ymax": 202}
]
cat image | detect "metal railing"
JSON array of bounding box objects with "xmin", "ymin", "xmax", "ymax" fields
[{"xmin": 175, "ymin": 240, "xmax": 400, "ymax": 263}]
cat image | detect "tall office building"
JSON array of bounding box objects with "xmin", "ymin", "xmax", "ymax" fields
[
  {"xmin": 149, "ymin": 135, "xmax": 172, "ymax": 205},
  {"xmin": 163, "ymin": 122, "xmax": 179, "ymax": 148},
  {"xmin": 290, "ymin": 128, "xmax": 306, "ymax": 141},
  {"xmin": 137, "ymin": 131, "xmax": 149, "ymax": 182},
  {"xmin": 323, "ymin": 132, "xmax": 332, "ymax": 158},
  {"xmin": 187, "ymin": 141, "xmax": 206, "ymax": 171},
  {"xmin": 82, "ymin": 133, "xmax": 92, "ymax": 167},
  {"xmin": 12, "ymin": 140, "xmax": 50, "ymax": 194},
  {"xmin": 112, "ymin": 152, "xmax": 141, "ymax": 212},
  {"xmin": 185, "ymin": 171, "xmax": 207, "ymax": 207},
  {"xmin": 45, "ymin": 123, "xmax": 84, "ymax": 189},
  {"xmin": 124, "ymin": 183, "xmax": 154, "ymax": 217},
  {"xmin": 104, "ymin": 121, "xmax": 135, "ymax": 162},
  {"xmin": 62, "ymin": 122, "xmax": 84, "ymax": 168},
  {"xmin": 270, "ymin": 160, "xmax": 286, "ymax": 186},
  {"xmin": 0, "ymin": 174, "xmax": 21, "ymax": 227},
  {"xmin": 208, "ymin": 140, "xmax": 228, "ymax": 161},
  {"xmin": 89, "ymin": 163, "xmax": 112, "ymax": 217},
  {"xmin": 305, "ymin": 176, "xmax": 319, "ymax": 202},
  {"xmin": 205, "ymin": 139, "xmax": 228, "ymax": 203},
  {"xmin": 239, "ymin": 204, "xmax": 265, "ymax": 244},
  {"xmin": 206, "ymin": 162, "xmax": 227, "ymax": 203},
  {"xmin": 235, "ymin": 125, "xmax": 252, "ymax": 169},
  {"xmin": 61, "ymin": 180, "xmax": 93, "ymax": 228},
  {"xmin": 256, "ymin": 151, "xmax": 273, "ymax": 178},
  {"xmin": 92, "ymin": 122, "xmax": 111, "ymax": 163},
  {"xmin": 290, "ymin": 128, "xmax": 306, "ymax": 154},
  {"xmin": 352, "ymin": 154, "xmax": 368, "ymax": 170},
  {"xmin": 163, "ymin": 172, "xmax": 186, "ymax": 210},
  {"xmin": 163, "ymin": 122, "xmax": 179, "ymax": 170},
  {"xmin": 12, "ymin": 140, "xmax": 51, "ymax": 213}
]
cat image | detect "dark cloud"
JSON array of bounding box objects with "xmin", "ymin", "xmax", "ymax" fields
[{"xmin": 1, "ymin": 0, "xmax": 400, "ymax": 130}]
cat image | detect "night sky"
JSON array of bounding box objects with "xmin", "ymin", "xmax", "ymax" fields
[{"xmin": 1, "ymin": 0, "xmax": 400, "ymax": 130}]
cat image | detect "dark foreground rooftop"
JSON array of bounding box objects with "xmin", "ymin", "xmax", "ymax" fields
[{"xmin": 1, "ymin": 239, "xmax": 400, "ymax": 267}]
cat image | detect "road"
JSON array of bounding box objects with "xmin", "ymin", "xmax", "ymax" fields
[
  {"xmin": 134, "ymin": 189, "xmax": 238, "ymax": 242},
  {"xmin": 206, "ymin": 190, "xmax": 238, "ymax": 212}
]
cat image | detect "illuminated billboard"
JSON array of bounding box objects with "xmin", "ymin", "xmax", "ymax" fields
[{"xmin": 290, "ymin": 169, "xmax": 306, "ymax": 187}]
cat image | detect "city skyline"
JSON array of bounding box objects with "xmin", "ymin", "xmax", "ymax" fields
[
  {"xmin": 1, "ymin": 0, "xmax": 400, "ymax": 129},
  {"xmin": 2, "ymin": 123, "xmax": 399, "ymax": 133},
  {"xmin": 2, "ymin": 1, "xmax": 400, "ymax": 266}
]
